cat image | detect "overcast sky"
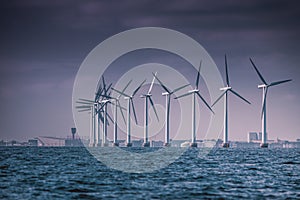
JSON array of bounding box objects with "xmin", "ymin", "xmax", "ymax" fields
[{"xmin": 0, "ymin": 0, "xmax": 299, "ymax": 142}]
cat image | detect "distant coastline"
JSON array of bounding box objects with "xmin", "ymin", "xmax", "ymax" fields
[{"xmin": 1, "ymin": 137, "xmax": 300, "ymax": 148}]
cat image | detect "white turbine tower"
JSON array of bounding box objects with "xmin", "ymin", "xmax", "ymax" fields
[
  {"xmin": 175, "ymin": 62, "xmax": 214, "ymax": 147},
  {"xmin": 152, "ymin": 73, "xmax": 190, "ymax": 146},
  {"xmin": 211, "ymin": 55, "xmax": 251, "ymax": 148},
  {"xmin": 112, "ymin": 80, "xmax": 146, "ymax": 147},
  {"xmin": 100, "ymin": 99, "xmax": 111, "ymax": 146},
  {"xmin": 102, "ymin": 80, "xmax": 131, "ymax": 146},
  {"xmin": 250, "ymin": 58, "xmax": 292, "ymax": 148},
  {"xmin": 140, "ymin": 73, "xmax": 159, "ymax": 147}
]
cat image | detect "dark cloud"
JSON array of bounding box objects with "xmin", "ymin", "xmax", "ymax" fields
[{"xmin": 0, "ymin": 0, "xmax": 299, "ymax": 141}]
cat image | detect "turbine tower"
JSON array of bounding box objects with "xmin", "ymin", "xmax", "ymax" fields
[
  {"xmin": 211, "ymin": 55, "xmax": 251, "ymax": 148},
  {"xmin": 140, "ymin": 73, "xmax": 159, "ymax": 147},
  {"xmin": 175, "ymin": 61, "xmax": 214, "ymax": 147},
  {"xmin": 101, "ymin": 99, "xmax": 110, "ymax": 146},
  {"xmin": 102, "ymin": 80, "xmax": 132, "ymax": 146},
  {"xmin": 250, "ymin": 58, "xmax": 292, "ymax": 148},
  {"xmin": 152, "ymin": 73, "xmax": 189, "ymax": 146},
  {"xmin": 112, "ymin": 80, "xmax": 146, "ymax": 147}
]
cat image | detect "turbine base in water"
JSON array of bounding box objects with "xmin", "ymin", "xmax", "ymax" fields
[
  {"xmin": 260, "ymin": 143, "xmax": 268, "ymax": 148},
  {"xmin": 113, "ymin": 143, "xmax": 119, "ymax": 147},
  {"xmin": 164, "ymin": 143, "xmax": 171, "ymax": 147},
  {"xmin": 102, "ymin": 143, "xmax": 109, "ymax": 147},
  {"xmin": 143, "ymin": 142, "xmax": 150, "ymax": 147},
  {"xmin": 126, "ymin": 143, "xmax": 132, "ymax": 147},
  {"xmin": 190, "ymin": 143, "xmax": 197, "ymax": 147},
  {"xmin": 222, "ymin": 143, "xmax": 230, "ymax": 148}
]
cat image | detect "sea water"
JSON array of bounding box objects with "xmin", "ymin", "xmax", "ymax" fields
[{"xmin": 0, "ymin": 147, "xmax": 299, "ymax": 199}]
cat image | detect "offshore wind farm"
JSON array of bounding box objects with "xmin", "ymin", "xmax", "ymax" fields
[
  {"xmin": 75, "ymin": 57, "xmax": 292, "ymax": 149},
  {"xmin": 1, "ymin": 1, "xmax": 300, "ymax": 199}
]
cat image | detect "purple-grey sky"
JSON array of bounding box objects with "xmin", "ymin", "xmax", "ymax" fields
[{"xmin": 0, "ymin": 0, "xmax": 299, "ymax": 142}]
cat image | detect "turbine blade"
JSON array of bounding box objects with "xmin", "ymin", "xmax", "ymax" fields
[
  {"xmin": 76, "ymin": 101, "xmax": 92, "ymax": 105},
  {"xmin": 269, "ymin": 79, "xmax": 292, "ymax": 87},
  {"xmin": 78, "ymin": 108, "xmax": 91, "ymax": 112},
  {"xmin": 96, "ymin": 77, "xmax": 102, "ymax": 93},
  {"xmin": 105, "ymin": 83, "xmax": 112, "ymax": 95},
  {"xmin": 171, "ymin": 83, "xmax": 190, "ymax": 94},
  {"xmin": 148, "ymin": 72, "xmax": 157, "ymax": 94},
  {"xmin": 249, "ymin": 58, "xmax": 267, "ymax": 85},
  {"xmin": 149, "ymin": 97, "xmax": 159, "ymax": 121},
  {"xmin": 78, "ymin": 98, "xmax": 94, "ymax": 103},
  {"xmin": 196, "ymin": 60, "xmax": 202, "ymax": 89},
  {"xmin": 119, "ymin": 80, "xmax": 132, "ymax": 98},
  {"xmin": 261, "ymin": 88, "xmax": 268, "ymax": 119},
  {"xmin": 98, "ymin": 112, "xmax": 104, "ymax": 123},
  {"xmin": 132, "ymin": 79, "xmax": 146, "ymax": 96},
  {"xmin": 107, "ymin": 112, "xmax": 114, "ymax": 124},
  {"xmin": 131, "ymin": 99, "xmax": 138, "ymax": 125},
  {"xmin": 174, "ymin": 92, "xmax": 192, "ymax": 99},
  {"xmin": 76, "ymin": 106, "xmax": 91, "ymax": 109},
  {"xmin": 111, "ymin": 87, "xmax": 130, "ymax": 98},
  {"xmin": 196, "ymin": 92, "xmax": 214, "ymax": 114},
  {"xmin": 95, "ymin": 88, "xmax": 103, "ymax": 102},
  {"xmin": 152, "ymin": 72, "xmax": 171, "ymax": 93},
  {"xmin": 230, "ymin": 90, "xmax": 251, "ymax": 104},
  {"xmin": 211, "ymin": 91, "xmax": 227, "ymax": 107},
  {"xmin": 102, "ymin": 76, "xmax": 106, "ymax": 93},
  {"xmin": 115, "ymin": 100, "xmax": 126, "ymax": 110},
  {"xmin": 117, "ymin": 100, "xmax": 126, "ymax": 125},
  {"xmin": 100, "ymin": 94, "xmax": 112, "ymax": 99},
  {"xmin": 98, "ymin": 103, "xmax": 105, "ymax": 112},
  {"xmin": 225, "ymin": 54, "xmax": 230, "ymax": 86}
]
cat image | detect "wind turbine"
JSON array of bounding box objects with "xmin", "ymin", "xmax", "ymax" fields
[
  {"xmin": 101, "ymin": 80, "xmax": 132, "ymax": 146},
  {"xmin": 211, "ymin": 55, "xmax": 251, "ymax": 148},
  {"xmin": 76, "ymin": 99, "xmax": 100, "ymax": 147},
  {"xmin": 140, "ymin": 73, "xmax": 159, "ymax": 147},
  {"xmin": 75, "ymin": 76, "xmax": 112, "ymax": 147},
  {"xmin": 175, "ymin": 61, "xmax": 214, "ymax": 147},
  {"xmin": 152, "ymin": 73, "xmax": 190, "ymax": 146},
  {"xmin": 250, "ymin": 58, "xmax": 292, "ymax": 148},
  {"xmin": 75, "ymin": 101, "xmax": 95, "ymax": 146},
  {"xmin": 112, "ymin": 79, "xmax": 146, "ymax": 147}
]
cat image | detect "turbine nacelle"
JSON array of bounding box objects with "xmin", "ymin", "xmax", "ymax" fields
[
  {"xmin": 162, "ymin": 92, "xmax": 170, "ymax": 96},
  {"xmin": 258, "ymin": 84, "xmax": 267, "ymax": 89},
  {"xmin": 101, "ymin": 99, "xmax": 110, "ymax": 104},
  {"xmin": 188, "ymin": 89, "xmax": 199, "ymax": 93},
  {"xmin": 140, "ymin": 94, "xmax": 152, "ymax": 98},
  {"xmin": 220, "ymin": 86, "xmax": 232, "ymax": 91}
]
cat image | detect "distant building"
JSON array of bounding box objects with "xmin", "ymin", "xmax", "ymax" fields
[
  {"xmin": 248, "ymin": 132, "xmax": 258, "ymax": 143},
  {"xmin": 36, "ymin": 136, "xmax": 65, "ymax": 146},
  {"xmin": 151, "ymin": 140, "xmax": 164, "ymax": 147},
  {"xmin": 65, "ymin": 137, "xmax": 84, "ymax": 146},
  {"xmin": 132, "ymin": 139, "xmax": 143, "ymax": 147},
  {"xmin": 65, "ymin": 128, "xmax": 84, "ymax": 147},
  {"xmin": 28, "ymin": 139, "xmax": 38, "ymax": 146}
]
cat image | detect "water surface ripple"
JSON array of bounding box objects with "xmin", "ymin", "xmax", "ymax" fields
[{"xmin": 0, "ymin": 147, "xmax": 299, "ymax": 199}]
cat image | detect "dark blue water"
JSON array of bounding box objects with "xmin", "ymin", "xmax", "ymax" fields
[{"xmin": 0, "ymin": 147, "xmax": 299, "ymax": 199}]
